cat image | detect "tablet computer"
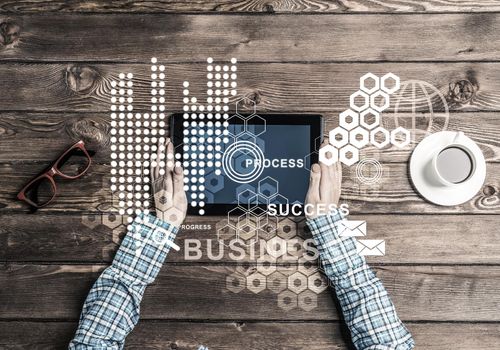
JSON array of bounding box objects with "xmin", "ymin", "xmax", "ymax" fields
[{"xmin": 170, "ymin": 113, "xmax": 323, "ymax": 215}]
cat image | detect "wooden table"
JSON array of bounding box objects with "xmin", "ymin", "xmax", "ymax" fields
[{"xmin": 1, "ymin": 2, "xmax": 500, "ymax": 349}]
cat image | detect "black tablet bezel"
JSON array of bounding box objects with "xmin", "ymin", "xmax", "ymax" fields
[{"xmin": 170, "ymin": 113, "xmax": 323, "ymax": 215}]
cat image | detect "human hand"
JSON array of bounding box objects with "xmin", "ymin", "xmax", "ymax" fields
[
  {"xmin": 304, "ymin": 138, "xmax": 342, "ymax": 220},
  {"xmin": 151, "ymin": 138, "xmax": 187, "ymax": 227}
]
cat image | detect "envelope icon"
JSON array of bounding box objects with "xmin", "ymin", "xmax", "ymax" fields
[
  {"xmin": 356, "ymin": 240, "xmax": 386, "ymax": 256},
  {"xmin": 338, "ymin": 220, "xmax": 367, "ymax": 237}
]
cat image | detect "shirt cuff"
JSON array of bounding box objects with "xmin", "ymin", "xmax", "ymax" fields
[
  {"xmin": 306, "ymin": 211, "xmax": 363, "ymax": 276},
  {"xmin": 306, "ymin": 211, "xmax": 344, "ymax": 237},
  {"xmin": 111, "ymin": 212, "xmax": 179, "ymax": 284}
]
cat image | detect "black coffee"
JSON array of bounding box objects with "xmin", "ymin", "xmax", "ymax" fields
[{"xmin": 436, "ymin": 146, "xmax": 473, "ymax": 184}]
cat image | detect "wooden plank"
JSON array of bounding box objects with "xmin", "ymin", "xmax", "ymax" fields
[
  {"xmin": 1, "ymin": 321, "xmax": 500, "ymax": 350},
  {"xmin": 1, "ymin": 111, "xmax": 499, "ymax": 163},
  {"xmin": 1, "ymin": 264, "xmax": 500, "ymax": 321},
  {"xmin": 1, "ymin": 161, "xmax": 498, "ymax": 214},
  {"xmin": 3, "ymin": 0, "xmax": 500, "ymax": 14},
  {"xmin": 1, "ymin": 14, "xmax": 500, "ymax": 62},
  {"xmin": 2, "ymin": 213, "xmax": 500, "ymax": 265},
  {"xmin": 0, "ymin": 63, "xmax": 498, "ymax": 112}
]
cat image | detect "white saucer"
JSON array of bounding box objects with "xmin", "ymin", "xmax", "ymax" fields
[{"xmin": 409, "ymin": 131, "xmax": 486, "ymax": 206}]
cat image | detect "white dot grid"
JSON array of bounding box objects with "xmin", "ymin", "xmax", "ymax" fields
[
  {"xmin": 181, "ymin": 57, "xmax": 237, "ymax": 215},
  {"xmin": 110, "ymin": 62, "xmax": 169, "ymax": 222},
  {"xmin": 151, "ymin": 57, "xmax": 166, "ymax": 113}
]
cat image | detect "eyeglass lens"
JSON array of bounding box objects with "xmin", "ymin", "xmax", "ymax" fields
[
  {"xmin": 56, "ymin": 147, "xmax": 91, "ymax": 177},
  {"xmin": 24, "ymin": 177, "xmax": 56, "ymax": 207}
]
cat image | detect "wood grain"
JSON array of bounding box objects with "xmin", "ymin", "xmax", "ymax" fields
[
  {"xmin": 1, "ymin": 14, "xmax": 500, "ymax": 62},
  {"xmin": 1, "ymin": 111, "xmax": 499, "ymax": 163},
  {"xmin": 3, "ymin": 0, "xmax": 500, "ymax": 14},
  {"xmin": 0, "ymin": 63, "xmax": 500, "ymax": 114},
  {"xmin": 1, "ymin": 321, "xmax": 500, "ymax": 350},
  {"xmin": 2, "ymin": 161, "xmax": 498, "ymax": 214},
  {"xmin": 2, "ymin": 213, "xmax": 500, "ymax": 265},
  {"xmin": 1, "ymin": 264, "xmax": 500, "ymax": 321},
  {"xmin": 0, "ymin": 63, "xmax": 498, "ymax": 113}
]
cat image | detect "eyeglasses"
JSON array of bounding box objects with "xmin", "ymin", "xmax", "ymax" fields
[{"xmin": 17, "ymin": 140, "xmax": 92, "ymax": 208}]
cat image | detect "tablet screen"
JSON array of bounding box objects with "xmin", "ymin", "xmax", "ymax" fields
[{"xmin": 171, "ymin": 113, "xmax": 322, "ymax": 215}]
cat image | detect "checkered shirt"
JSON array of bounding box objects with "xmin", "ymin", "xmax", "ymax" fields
[
  {"xmin": 69, "ymin": 213, "xmax": 207, "ymax": 349},
  {"xmin": 307, "ymin": 212, "xmax": 415, "ymax": 350}
]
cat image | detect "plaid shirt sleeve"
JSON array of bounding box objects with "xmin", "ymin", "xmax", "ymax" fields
[
  {"xmin": 307, "ymin": 212, "xmax": 415, "ymax": 350},
  {"xmin": 69, "ymin": 212, "xmax": 180, "ymax": 350}
]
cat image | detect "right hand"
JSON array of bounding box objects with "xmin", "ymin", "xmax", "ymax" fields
[{"xmin": 304, "ymin": 138, "xmax": 342, "ymax": 220}]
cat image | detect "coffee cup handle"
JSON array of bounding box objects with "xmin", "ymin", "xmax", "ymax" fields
[{"xmin": 453, "ymin": 131, "xmax": 465, "ymax": 143}]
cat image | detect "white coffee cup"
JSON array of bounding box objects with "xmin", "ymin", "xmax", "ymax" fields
[{"xmin": 428, "ymin": 131, "xmax": 476, "ymax": 186}]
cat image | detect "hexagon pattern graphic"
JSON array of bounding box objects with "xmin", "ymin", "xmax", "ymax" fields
[
  {"xmin": 223, "ymin": 213, "xmax": 333, "ymax": 312},
  {"xmin": 322, "ymin": 73, "xmax": 411, "ymax": 166}
]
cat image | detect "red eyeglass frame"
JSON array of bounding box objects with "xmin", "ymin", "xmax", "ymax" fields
[{"xmin": 17, "ymin": 140, "xmax": 92, "ymax": 208}]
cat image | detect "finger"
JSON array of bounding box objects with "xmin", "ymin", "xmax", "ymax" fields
[
  {"xmin": 321, "ymin": 137, "xmax": 329, "ymax": 147},
  {"xmin": 306, "ymin": 163, "xmax": 321, "ymax": 202},
  {"xmin": 154, "ymin": 138, "xmax": 163, "ymax": 180},
  {"xmin": 173, "ymin": 165, "xmax": 186, "ymax": 202},
  {"xmin": 319, "ymin": 160, "xmax": 331, "ymax": 203},
  {"xmin": 319, "ymin": 137, "xmax": 332, "ymax": 202},
  {"xmin": 164, "ymin": 138, "xmax": 174, "ymax": 195}
]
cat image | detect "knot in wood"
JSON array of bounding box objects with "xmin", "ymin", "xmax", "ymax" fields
[
  {"xmin": 449, "ymin": 80, "xmax": 475, "ymax": 104},
  {"xmin": 483, "ymin": 185, "xmax": 496, "ymax": 196},
  {"xmin": 0, "ymin": 20, "xmax": 20, "ymax": 46},
  {"xmin": 65, "ymin": 65, "xmax": 99, "ymax": 94}
]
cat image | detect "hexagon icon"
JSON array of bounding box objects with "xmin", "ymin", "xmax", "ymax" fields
[
  {"xmin": 391, "ymin": 127, "xmax": 411, "ymax": 148},
  {"xmin": 239, "ymin": 224, "xmax": 258, "ymax": 242},
  {"xmin": 329, "ymin": 127, "xmax": 349, "ymax": 148},
  {"xmin": 370, "ymin": 90, "xmax": 390, "ymax": 112},
  {"xmin": 205, "ymin": 172, "xmax": 224, "ymax": 193},
  {"xmin": 258, "ymin": 176, "xmax": 279, "ymax": 198},
  {"xmin": 226, "ymin": 273, "xmax": 246, "ymax": 293},
  {"xmin": 339, "ymin": 109, "xmax": 359, "ymax": 131},
  {"xmin": 277, "ymin": 218, "xmax": 297, "ymax": 240},
  {"xmin": 227, "ymin": 114, "xmax": 245, "ymax": 136},
  {"xmin": 236, "ymin": 131, "xmax": 256, "ymax": 145},
  {"xmin": 258, "ymin": 216, "xmax": 278, "ymax": 240},
  {"xmin": 278, "ymin": 290, "xmax": 298, "ymax": 311},
  {"xmin": 381, "ymin": 73, "xmax": 401, "ymax": 94},
  {"xmin": 248, "ymin": 193, "xmax": 269, "ymax": 206},
  {"xmin": 102, "ymin": 211, "xmax": 122, "ymax": 229},
  {"xmin": 266, "ymin": 236, "xmax": 287, "ymax": 258},
  {"xmin": 236, "ymin": 96, "xmax": 257, "ymax": 116},
  {"xmin": 82, "ymin": 213, "xmax": 100, "ymax": 229},
  {"xmin": 288, "ymin": 272, "xmax": 308, "ymax": 294},
  {"xmin": 287, "ymin": 238, "xmax": 304, "ymax": 257},
  {"xmin": 360, "ymin": 109, "xmax": 380, "ymax": 130},
  {"xmin": 307, "ymin": 272, "xmax": 328, "ymax": 294},
  {"xmin": 268, "ymin": 194, "xmax": 288, "ymax": 207},
  {"xmin": 319, "ymin": 144, "xmax": 338, "ymax": 166},
  {"xmin": 339, "ymin": 145, "xmax": 359, "ymax": 166},
  {"xmin": 257, "ymin": 255, "xmax": 277, "ymax": 276},
  {"xmin": 298, "ymin": 257, "xmax": 318, "ymax": 276},
  {"xmin": 349, "ymin": 127, "xmax": 369, "ymax": 149},
  {"xmin": 298, "ymin": 290, "xmax": 318, "ymax": 311},
  {"xmin": 370, "ymin": 126, "xmax": 390, "ymax": 149},
  {"xmin": 246, "ymin": 272, "xmax": 266, "ymax": 294},
  {"xmin": 360, "ymin": 73, "xmax": 380, "ymax": 94},
  {"xmin": 267, "ymin": 271, "xmax": 287, "ymax": 294},
  {"xmin": 237, "ymin": 188, "xmax": 257, "ymax": 209},
  {"xmin": 217, "ymin": 224, "xmax": 238, "ymax": 242},
  {"xmin": 349, "ymin": 90, "xmax": 370, "ymax": 112},
  {"xmin": 246, "ymin": 114, "xmax": 266, "ymax": 136}
]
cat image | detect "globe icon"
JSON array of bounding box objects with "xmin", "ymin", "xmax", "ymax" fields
[{"xmin": 387, "ymin": 80, "xmax": 450, "ymax": 144}]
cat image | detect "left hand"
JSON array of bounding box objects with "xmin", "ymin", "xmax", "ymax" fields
[
  {"xmin": 151, "ymin": 138, "xmax": 187, "ymax": 227},
  {"xmin": 304, "ymin": 137, "xmax": 342, "ymax": 220}
]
